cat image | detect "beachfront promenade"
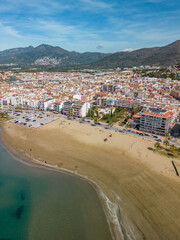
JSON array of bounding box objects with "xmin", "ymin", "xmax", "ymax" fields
[{"xmin": 5, "ymin": 108, "xmax": 180, "ymax": 148}]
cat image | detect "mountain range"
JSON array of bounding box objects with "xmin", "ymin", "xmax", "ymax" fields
[
  {"xmin": 0, "ymin": 44, "xmax": 108, "ymax": 67},
  {"xmin": 92, "ymin": 40, "xmax": 180, "ymax": 68},
  {"xmin": 0, "ymin": 40, "xmax": 180, "ymax": 69}
]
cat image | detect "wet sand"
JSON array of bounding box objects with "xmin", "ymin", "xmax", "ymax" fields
[{"xmin": 1, "ymin": 120, "xmax": 180, "ymax": 240}]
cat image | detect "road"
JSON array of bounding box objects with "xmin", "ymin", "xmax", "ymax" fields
[{"xmin": 2, "ymin": 108, "xmax": 180, "ymax": 147}]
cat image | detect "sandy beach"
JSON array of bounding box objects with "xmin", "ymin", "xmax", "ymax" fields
[{"xmin": 1, "ymin": 119, "xmax": 180, "ymax": 240}]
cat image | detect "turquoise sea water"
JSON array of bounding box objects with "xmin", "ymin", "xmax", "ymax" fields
[{"xmin": 0, "ymin": 143, "xmax": 112, "ymax": 240}]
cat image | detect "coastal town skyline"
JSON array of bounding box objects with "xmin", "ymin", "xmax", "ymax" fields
[
  {"xmin": 1, "ymin": 66, "xmax": 180, "ymax": 136},
  {"xmin": 0, "ymin": 0, "xmax": 180, "ymax": 52}
]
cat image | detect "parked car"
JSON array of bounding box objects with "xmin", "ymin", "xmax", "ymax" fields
[
  {"xmin": 139, "ymin": 133, "xmax": 144, "ymax": 136},
  {"xmin": 156, "ymin": 139, "xmax": 162, "ymax": 142},
  {"xmin": 91, "ymin": 124, "xmax": 96, "ymax": 126},
  {"xmin": 136, "ymin": 132, "xmax": 140, "ymax": 134}
]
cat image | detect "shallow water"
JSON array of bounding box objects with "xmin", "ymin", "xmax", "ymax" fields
[{"xmin": 0, "ymin": 143, "xmax": 112, "ymax": 240}]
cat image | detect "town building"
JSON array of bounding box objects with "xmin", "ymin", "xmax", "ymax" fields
[
  {"xmin": 140, "ymin": 107, "xmax": 178, "ymax": 135},
  {"xmin": 63, "ymin": 101, "xmax": 90, "ymax": 118}
]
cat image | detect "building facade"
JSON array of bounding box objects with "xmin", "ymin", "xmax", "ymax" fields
[
  {"xmin": 140, "ymin": 108, "xmax": 177, "ymax": 135},
  {"xmin": 63, "ymin": 100, "xmax": 90, "ymax": 118}
]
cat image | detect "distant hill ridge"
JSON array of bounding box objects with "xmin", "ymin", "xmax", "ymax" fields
[
  {"xmin": 91, "ymin": 40, "xmax": 180, "ymax": 68},
  {"xmin": 0, "ymin": 44, "xmax": 109, "ymax": 67},
  {"xmin": 0, "ymin": 40, "xmax": 179, "ymax": 68}
]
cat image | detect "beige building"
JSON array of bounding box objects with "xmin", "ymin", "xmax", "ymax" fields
[
  {"xmin": 140, "ymin": 107, "xmax": 178, "ymax": 135},
  {"xmin": 63, "ymin": 100, "xmax": 91, "ymax": 118}
]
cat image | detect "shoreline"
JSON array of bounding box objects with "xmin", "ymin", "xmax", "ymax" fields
[
  {"xmin": 1, "ymin": 120, "xmax": 180, "ymax": 240},
  {"xmin": 0, "ymin": 124, "xmax": 123, "ymax": 240}
]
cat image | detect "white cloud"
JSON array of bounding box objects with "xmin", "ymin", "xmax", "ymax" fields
[
  {"xmin": 122, "ymin": 48, "xmax": 133, "ymax": 52},
  {"xmin": 0, "ymin": 0, "xmax": 71, "ymax": 16},
  {"xmin": 0, "ymin": 22, "xmax": 21, "ymax": 38},
  {"xmin": 80, "ymin": 0, "xmax": 115, "ymax": 12},
  {"xmin": 138, "ymin": 29, "xmax": 180, "ymax": 42}
]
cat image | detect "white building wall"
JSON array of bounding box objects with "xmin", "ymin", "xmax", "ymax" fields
[
  {"xmin": 81, "ymin": 102, "xmax": 91, "ymax": 117},
  {"xmin": 73, "ymin": 94, "xmax": 81, "ymax": 100},
  {"xmin": 10, "ymin": 96, "xmax": 19, "ymax": 106},
  {"xmin": 1, "ymin": 98, "xmax": 10, "ymax": 108}
]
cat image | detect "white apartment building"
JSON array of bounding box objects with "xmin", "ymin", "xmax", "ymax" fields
[
  {"xmin": 140, "ymin": 107, "xmax": 178, "ymax": 135},
  {"xmin": 63, "ymin": 100, "xmax": 90, "ymax": 118}
]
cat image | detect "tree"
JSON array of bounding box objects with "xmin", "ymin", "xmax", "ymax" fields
[
  {"xmin": 170, "ymin": 144, "xmax": 176, "ymax": 153},
  {"xmin": 15, "ymin": 106, "xmax": 23, "ymax": 111},
  {"xmin": 110, "ymin": 108, "xmax": 113, "ymax": 118},
  {"xmin": 164, "ymin": 132, "xmax": 169, "ymax": 138},
  {"xmin": 154, "ymin": 142, "xmax": 161, "ymax": 149},
  {"xmin": 0, "ymin": 112, "xmax": 8, "ymax": 118},
  {"xmin": 92, "ymin": 106, "xmax": 98, "ymax": 111},
  {"xmin": 124, "ymin": 116, "xmax": 130, "ymax": 123},
  {"xmin": 102, "ymin": 114, "xmax": 110, "ymax": 120},
  {"xmin": 170, "ymin": 73, "xmax": 176, "ymax": 80},
  {"xmin": 130, "ymin": 107, "xmax": 142, "ymax": 117},
  {"xmin": 94, "ymin": 119, "xmax": 98, "ymax": 124},
  {"xmin": 163, "ymin": 139, "xmax": 170, "ymax": 147},
  {"xmin": 96, "ymin": 110, "xmax": 99, "ymax": 117},
  {"xmin": 108, "ymin": 121, "xmax": 113, "ymax": 127},
  {"xmin": 87, "ymin": 108, "xmax": 94, "ymax": 118},
  {"xmin": 177, "ymin": 148, "xmax": 180, "ymax": 155}
]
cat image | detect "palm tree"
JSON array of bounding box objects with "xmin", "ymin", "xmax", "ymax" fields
[
  {"xmin": 163, "ymin": 139, "xmax": 170, "ymax": 147},
  {"xmin": 177, "ymin": 148, "xmax": 180, "ymax": 155},
  {"xmin": 108, "ymin": 121, "xmax": 113, "ymax": 128},
  {"xmin": 154, "ymin": 142, "xmax": 161, "ymax": 149},
  {"xmin": 0, "ymin": 112, "xmax": 7, "ymax": 118},
  {"xmin": 170, "ymin": 144, "xmax": 176, "ymax": 153},
  {"xmin": 4, "ymin": 112, "xmax": 8, "ymax": 118},
  {"xmin": 164, "ymin": 132, "xmax": 169, "ymax": 139}
]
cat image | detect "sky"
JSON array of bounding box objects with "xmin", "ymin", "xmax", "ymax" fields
[{"xmin": 0, "ymin": 0, "xmax": 180, "ymax": 53}]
